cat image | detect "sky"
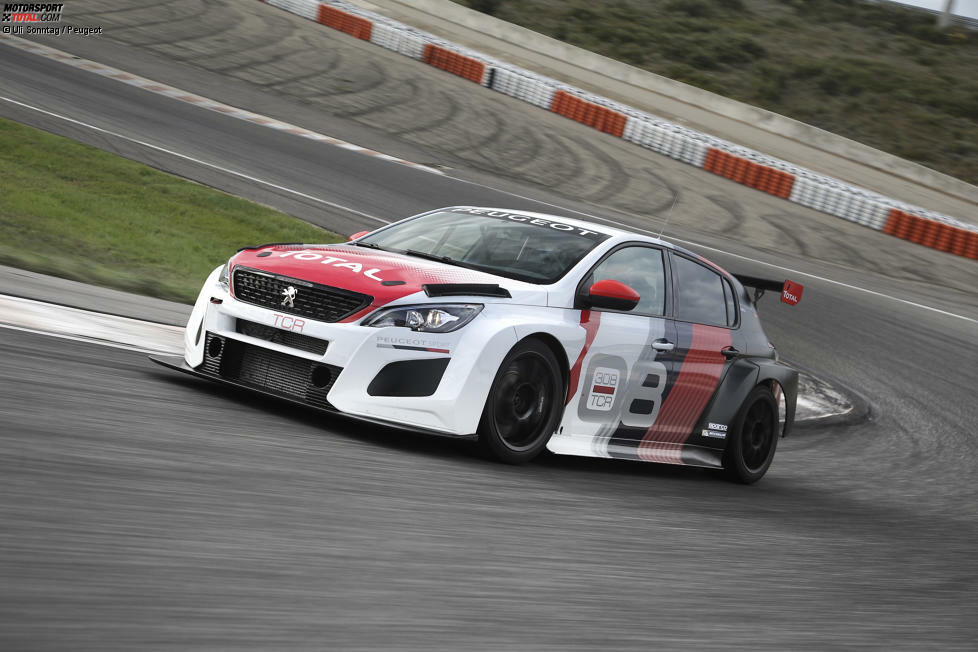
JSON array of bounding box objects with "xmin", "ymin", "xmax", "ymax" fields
[{"xmin": 891, "ymin": 0, "xmax": 978, "ymax": 18}]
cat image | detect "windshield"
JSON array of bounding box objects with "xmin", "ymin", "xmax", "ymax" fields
[{"xmin": 358, "ymin": 208, "xmax": 609, "ymax": 284}]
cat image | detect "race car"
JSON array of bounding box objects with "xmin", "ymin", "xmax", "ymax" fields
[{"xmin": 152, "ymin": 206, "xmax": 801, "ymax": 483}]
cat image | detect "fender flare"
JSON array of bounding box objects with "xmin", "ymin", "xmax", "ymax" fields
[{"xmin": 692, "ymin": 358, "xmax": 799, "ymax": 450}]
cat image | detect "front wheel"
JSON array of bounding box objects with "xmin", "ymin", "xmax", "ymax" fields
[
  {"xmin": 723, "ymin": 386, "xmax": 779, "ymax": 484},
  {"xmin": 477, "ymin": 339, "xmax": 563, "ymax": 464}
]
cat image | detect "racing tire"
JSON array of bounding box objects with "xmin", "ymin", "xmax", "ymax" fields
[
  {"xmin": 723, "ymin": 385, "xmax": 779, "ymax": 484},
  {"xmin": 478, "ymin": 339, "xmax": 563, "ymax": 464}
]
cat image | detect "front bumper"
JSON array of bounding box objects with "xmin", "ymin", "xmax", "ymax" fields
[
  {"xmin": 148, "ymin": 353, "xmax": 476, "ymax": 440},
  {"xmin": 176, "ymin": 268, "xmax": 518, "ymax": 436}
]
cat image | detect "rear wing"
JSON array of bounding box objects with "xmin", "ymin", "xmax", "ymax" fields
[{"xmin": 733, "ymin": 274, "xmax": 804, "ymax": 306}]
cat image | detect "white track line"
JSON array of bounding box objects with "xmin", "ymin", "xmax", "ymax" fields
[
  {"xmin": 0, "ymin": 294, "xmax": 183, "ymax": 354},
  {"xmin": 3, "ymin": 91, "xmax": 974, "ymax": 325},
  {"xmin": 0, "ymin": 322, "xmax": 176, "ymax": 356},
  {"xmin": 0, "ymin": 35, "xmax": 444, "ymax": 176}
]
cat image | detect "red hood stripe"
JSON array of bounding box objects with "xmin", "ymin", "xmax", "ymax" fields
[{"xmin": 232, "ymin": 244, "xmax": 502, "ymax": 313}]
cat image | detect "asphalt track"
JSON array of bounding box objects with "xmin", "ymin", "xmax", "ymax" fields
[{"xmin": 1, "ymin": 2, "xmax": 978, "ymax": 649}]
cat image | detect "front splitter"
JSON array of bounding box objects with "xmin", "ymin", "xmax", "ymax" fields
[{"xmin": 148, "ymin": 354, "xmax": 478, "ymax": 441}]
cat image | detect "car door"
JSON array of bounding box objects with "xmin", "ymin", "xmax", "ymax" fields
[
  {"xmin": 553, "ymin": 244, "xmax": 677, "ymax": 460},
  {"xmin": 632, "ymin": 252, "xmax": 737, "ymax": 464}
]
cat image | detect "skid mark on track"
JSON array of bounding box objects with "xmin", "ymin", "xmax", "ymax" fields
[
  {"xmin": 762, "ymin": 212, "xmax": 818, "ymax": 260},
  {"xmin": 331, "ymin": 75, "xmax": 422, "ymax": 119},
  {"xmin": 453, "ymin": 107, "xmax": 507, "ymax": 157},
  {"xmin": 637, "ymin": 168, "xmax": 681, "ymax": 216},
  {"xmin": 213, "ymin": 41, "xmax": 323, "ymax": 79},
  {"xmin": 259, "ymin": 48, "xmax": 345, "ymax": 91},
  {"xmin": 560, "ymin": 136, "xmax": 630, "ymax": 204},
  {"xmin": 319, "ymin": 60, "xmax": 392, "ymax": 100},
  {"xmin": 105, "ymin": 4, "xmax": 212, "ymax": 40},
  {"xmin": 393, "ymin": 93, "xmax": 462, "ymax": 138},
  {"xmin": 166, "ymin": 10, "xmax": 298, "ymax": 65},
  {"xmin": 80, "ymin": 0, "xmax": 184, "ymax": 22},
  {"xmin": 705, "ymin": 194, "xmax": 750, "ymax": 237}
]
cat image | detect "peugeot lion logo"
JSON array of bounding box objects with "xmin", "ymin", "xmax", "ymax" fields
[{"xmin": 281, "ymin": 286, "xmax": 297, "ymax": 308}]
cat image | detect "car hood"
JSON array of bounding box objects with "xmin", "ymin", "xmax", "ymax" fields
[{"xmin": 230, "ymin": 244, "xmax": 546, "ymax": 315}]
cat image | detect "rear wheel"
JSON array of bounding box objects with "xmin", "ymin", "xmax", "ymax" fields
[
  {"xmin": 723, "ymin": 386, "xmax": 779, "ymax": 484},
  {"xmin": 478, "ymin": 339, "xmax": 563, "ymax": 464}
]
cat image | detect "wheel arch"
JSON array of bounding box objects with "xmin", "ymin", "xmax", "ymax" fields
[
  {"xmin": 753, "ymin": 359, "xmax": 798, "ymax": 437},
  {"xmin": 693, "ymin": 358, "xmax": 799, "ymax": 449},
  {"xmin": 519, "ymin": 332, "xmax": 570, "ymax": 400},
  {"xmin": 477, "ymin": 333, "xmax": 569, "ymax": 464}
]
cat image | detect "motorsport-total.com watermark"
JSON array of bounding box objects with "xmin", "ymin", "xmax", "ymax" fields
[{"xmin": 2, "ymin": 4, "xmax": 103, "ymax": 36}]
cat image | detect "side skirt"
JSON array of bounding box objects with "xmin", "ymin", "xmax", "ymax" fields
[{"xmin": 548, "ymin": 434, "xmax": 724, "ymax": 469}]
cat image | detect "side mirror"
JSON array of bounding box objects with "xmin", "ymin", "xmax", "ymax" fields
[
  {"xmin": 584, "ymin": 279, "xmax": 640, "ymax": 311},
  {"xmin": 348, "ymin": 230, "xmax": 370, "ymax": 241}
]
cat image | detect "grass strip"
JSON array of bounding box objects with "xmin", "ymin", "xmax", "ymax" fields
[{"xmin": 0, "ymin": 117, "xmax": 341, "ymax": 304}]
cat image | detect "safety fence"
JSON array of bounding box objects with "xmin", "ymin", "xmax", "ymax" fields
[{"xmin": 260, "ymin": 0, "xmax": 978, "ymax": 260}]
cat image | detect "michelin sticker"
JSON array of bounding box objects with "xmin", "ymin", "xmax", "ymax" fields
[{"xmin": 702, "ymin": 422, "xmax": 728, "ymax": 439}]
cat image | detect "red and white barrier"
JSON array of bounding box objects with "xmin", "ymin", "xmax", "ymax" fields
[
  {"xmin": 490, "ymin": 67, "xmax": 556, "ymax": 109},
  {"xmin": 370, "ymin": 22, "xmax": 426, "ymax": 59},
  {"xmin": 267, "ymin": 0, "xmax": 319, "ymax": 21}
]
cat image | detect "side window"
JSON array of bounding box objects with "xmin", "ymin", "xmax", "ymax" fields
[
  {"xmin": 586, "ymin": 246, "xmax": 666, "ymax": 316},
  {"xmin": 673, "ymin": 255, "xmax": 728, "ymax": 326},
  {"xmin": 722, "ymin": 279, "xmax": 738, "ymax": 327}
]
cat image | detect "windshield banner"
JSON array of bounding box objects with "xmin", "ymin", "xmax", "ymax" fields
[{"xmin": 449, "ymin": 207, "xmax": 609, "ymax": 241}]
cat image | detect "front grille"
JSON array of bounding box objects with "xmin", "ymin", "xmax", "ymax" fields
[
  {"xmin": 200, "ymin": 333, "xmax": 340, "ymax": 410},
  {"xmin": 232, "ymin": 267, "xmax": 372, "ymax": 323},
  {"xmin": 236, "ymin": 319, "xmax": 329, "ymax": 355}
]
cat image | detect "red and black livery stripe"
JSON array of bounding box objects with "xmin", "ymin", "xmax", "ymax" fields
[{"xmin": 606, "ymin": 321, "xmax": 731, "ymax": 463}]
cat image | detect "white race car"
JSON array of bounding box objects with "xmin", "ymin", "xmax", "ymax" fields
[{"xmin": 152, "ymin": 206, "xmax": 800, "ymax": 483}]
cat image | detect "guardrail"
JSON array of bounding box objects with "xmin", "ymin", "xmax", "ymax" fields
[{"xmin": 259, "ymin": 0, "xmax": 978, "ymax": 260}]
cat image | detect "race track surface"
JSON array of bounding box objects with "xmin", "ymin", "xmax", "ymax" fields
[{"xmin": 1, "ymin": 2, "xmax": 977, "ymax": 649}]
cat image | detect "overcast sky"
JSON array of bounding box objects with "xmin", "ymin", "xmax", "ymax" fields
[{"xmin": 892, "ymin": 0, "xmax": 978, "ymax": 18}]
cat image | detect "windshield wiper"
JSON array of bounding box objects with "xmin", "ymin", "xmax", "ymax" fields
[
  {"xmin": 403, "ymin": 248, "xmax": 454, "ymax": 263},
  {"xmin": 402, "ymin": 249, "xmax": 499, "ymax": 275},
  {"xmin": 352, "ymin": 241, "xmax": 386, "ymax": 251}
]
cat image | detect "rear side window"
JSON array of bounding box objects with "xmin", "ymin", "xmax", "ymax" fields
[
  {"xmin": 722, "ymin": 279, "xmax": 738, "ymax": 327},
  {"xmin": 673, "ymin": 255, "xmax": 728, "ymax": 327}
]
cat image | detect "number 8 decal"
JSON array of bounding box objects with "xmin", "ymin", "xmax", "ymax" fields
[
  {"xmin": 577, "ymin": 354, "xmax": 667, "ymax": 427},
  {"xmin": 619, "ymin": 359, "xmax": 667, "ymax": 428}
]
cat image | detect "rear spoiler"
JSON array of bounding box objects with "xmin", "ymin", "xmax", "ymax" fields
[{"xmin": 733, "ymin": 274, "xmax": 804, "ymax": 306}]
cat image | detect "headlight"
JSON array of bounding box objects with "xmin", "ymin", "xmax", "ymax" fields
[
  {"xmin": 362, "ymin": 304, "xmax": 483, "ymax": 333},
  {"xmin": 218, "ymin": 259, "xmax": 232, "ymax": 290}
]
